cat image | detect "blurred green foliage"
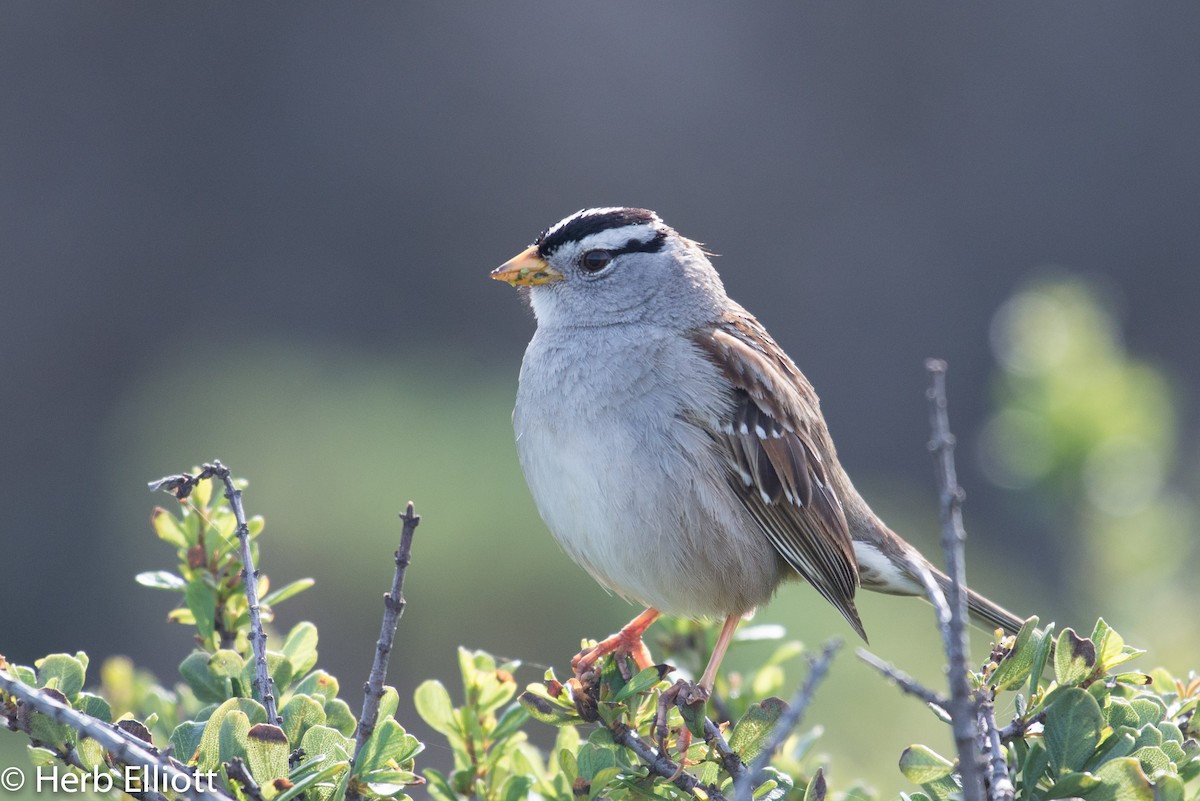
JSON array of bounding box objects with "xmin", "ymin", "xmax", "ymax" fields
[{"xmin": 980, "ymin": 273, "xmax": 1198, "ymax": 662}]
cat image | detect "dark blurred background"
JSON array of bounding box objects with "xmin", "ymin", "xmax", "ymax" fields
[{"xmin": 2, "ymin": 3, "xmax": 1198, "ymax": 793}]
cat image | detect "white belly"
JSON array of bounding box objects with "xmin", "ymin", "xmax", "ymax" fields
[{"xmin": 513, "ymin": 327, "xmax": 784, "ymax": 617}]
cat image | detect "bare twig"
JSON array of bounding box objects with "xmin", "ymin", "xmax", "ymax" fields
[
  {"xmin": 148, "ymin": 461, "xmax": 280, "ymax": 725},
  {"xmin": 0, "ymin": 669, "xmax": 234, "ymax": 801},
  {"xmin": 979, "ymin": 698, "xmax": 1015, "ymax": 801},
  {"xmin": 925, "ymin": 360, "xmax": 984, "ymax": 801},
  {"xmin": 734, "ymin": 639, "xmax": 841, "ymax": 801},
  {"xmin": 350, "ymin": 504, "xmax": 421, "ymax": 776},
  {"xmin": 703, "ymin": 717, "xmax": 746, "ymax": 782},
  {"xmin": 998, "ymin": 710, "xmax": 1046, "ymax": 741},
  {"xmin": 611, "ymin": 721, "xmax": 726, "ymax": 801},
  {"xmin": 855, "ymin": 648, "xmax": 951, "ymax": 721}
]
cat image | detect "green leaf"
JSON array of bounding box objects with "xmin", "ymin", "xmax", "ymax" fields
[
  {"xmin": 413, "ymin": 680, "xmax": 456, "ymax": 736},
  {"xmin": 611, "ymin": 665, "xmax": 667, "ymax": 702},
  {"xmin": 299, "ymin": 724, "xmax": 353, "ymax": 765},
  {"xmin": 353, "ymin": 719, "xmax": 424, "ymax": 776},
  {"xmin": 1088, "ymin": 727, "xmax": 1138, "ymax": 770},
  {"xmin": 753, "ymin": 767, "xmax": 795, "ymax": 801},
  {"xmin": 1043, "ymin": 771, "xmax": 1101, "ymax": 799},
  {"xmin": 496, "ymin": 775, "xmax": 534, "ymax": 801},
  {"xmin": 35, "ymin": 653, "xmax": 86, "ymax": 700},
  {"xmin": 246, "ymin": 723, "xmax": 290, "ymax": 785},
  {"xmin": 422, "ymin": 768, "xmax": 457, "ymax": 801},
  {"xmin": 899, "ymin": 744, "xmax": 955, "ymax": 784},
  {"xmin": 1055, "ymin": 628, "xmax": 1098, "ymax": 686},
  {"xmin": 185, "ymin": 580, "xmax": 218, "ymax": 642},
  {"xmin": 280, "ymin": 621, "xmax": 320, "ymax": 678},
  {"xmin": 281, "ymin": 694, "xmax": 327, "ymax": 747},
  {"xmin": 74, "ymin": 738, "xmax": 107, "ymax": 771},
  {"xmin": 1129, "ymin": 698, "xmax": 1166, "ymax": 727},
  {"xmin": 75, "ymin": 692, "xmax": 112, "ymax": 723},
  {"xmin": 170, "ymin": 720, "xmax": 206, "ymax": 765},
  {"xmin": 136, "ymin": 570, "xmax": 188, "ymax": 591},
  {"xmin": 730, "ymin": 697, "xmax": 788, "ymax": 763},
  {"xmin": 1153, "ymin": 774, "xmax": 1185, "ymax": 801},
  {"xmin": 991, "ymin": 616, "xmax": 1040, "ymax": 690},
  {"xmin": 324, "ymin": 698, "xmax": 357, "ymax": 736},
  {"xmin": 1029, "ymin": 621, "xmax": 1057, "ymax": 696},
  {"xmin": 576, "ymin": 741, "xmax": 619, "ymax": 780},
  {"xmin": 803, "ymin": 767, "xmax": 827, "ymax": 801},
  {"xmin": 679, "ymin": 692, "xmax": 707, "ymax": 739},
  {"xmin": 377, "ymin": 686, "xmax": 399, "ymax": 722},
  {"xmin": 491, "ymin": 702, "xmax": 531, "ymax": 743},
  {"xmin": 1131, "ymin": 746, "xmax": 1170, "ymax": 775},
  {"xmin": 1023, "ymin": 742, "xmax": 1052, "ymax": 788},
  {"xmin": 1130, "ymin": 724, "xmax": 1162, "ymax": 752},
  {"xmin": 1045, "ymin": 687, "xmax": 1103, "ymax": 775},
  {"xmin": 293, "ymin": 670, "xmax": 340, "ymax": 703},
  {"xmin": 1084, "ymin": 757, "xmax": 1154, "ymax": 801},
  {"xmin": 1107, "ymin": 698, "xmax": 1140, "ymax": 730},
  {"xmin": 587, "ymin": 767, "xmax": 621, "ymax": 801},
  {"xmin": 276, "ymin": 761, "xmax": 349, "ymax": 801},
  {"xmin": 27, "ymin": 746, "xmax": 59, "ymax": 767},
  {"xmin": 24, "ymin": 694, "xmax": 74, "ymax": 750},
  {"xmin": 1115, "ymin": 673, "xmax": 1153, "ymax": 686},
  {"xmin": 197, "ymin": 698, "xmax": 269, "ymax": 771},
  {"xmin": 180, "ymin": 651, "xmax": 232, "ymax": 703},
  {"xmin": 519, "ymin": 686, "xmax": 582, "ymax": 727},
  {"xmin": 262, "ymin": 578, "xmax": 316, "ymax": 609},
  {"xmin": 210, "ymin": 649, "xmax": 246, "ymax": 679},
  {"xmin": 152, "ymin": 507, "xmax": 190, "ymax": 547},
  {"xmin": 218, "ymin": 710, "xmax": 252, "ymax": 765}
]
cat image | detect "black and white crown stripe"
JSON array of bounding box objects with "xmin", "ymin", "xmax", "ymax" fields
[{"xmin": 534, "ymin": 208, "xmax": 668, "ymax": 260}]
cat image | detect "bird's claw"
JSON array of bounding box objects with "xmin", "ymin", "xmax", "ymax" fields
[{"xmin": 654, "ymin": 678, "xmax": 710, "ymax": 763}]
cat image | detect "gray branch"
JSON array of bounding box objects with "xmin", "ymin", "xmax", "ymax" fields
[
  {"xmin": 734, "ymin": 639, "xmax": 841, "ymax": 801},
  {"xmin": 149, "ymin": 461, "xmax": 280, "ymax": 725},
  {"xmin": 855, "ymin": 648, "xmax": 950, "ymax": 722},
  {"xmin": 611, "ymin": 721, "xmax": 727, "ymax": 801},
  {"xmin": 348, "ymin": 502, "xmax": 421, "ymax": 801},
  {"xmin": 979, "ymin": 699, "xmax": 1015, "ymax": 801},
  {"xmin": 0, "ymin": 669, "xmax": 235, "ymax": 801},
  {"xmin": 924, "ymin": 360, "xmax": 984, "ymax": 801},
  {"xmin": 703, "ymin": 717, "xmax": 746, "ymax": 783}
]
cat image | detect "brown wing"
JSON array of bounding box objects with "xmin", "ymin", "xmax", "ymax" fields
[{"xmin": 691, "ymin": 310, "xmax": 865, "ymax": 640}]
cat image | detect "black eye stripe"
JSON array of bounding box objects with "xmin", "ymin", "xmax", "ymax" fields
[{"xmin": 608, "ymin": 231, "xmax": 667, "ymax": 258}]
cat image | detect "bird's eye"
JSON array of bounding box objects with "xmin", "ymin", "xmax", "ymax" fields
[{"xmin": 579, "ymin": 249, "xmax": 612, "ymax": 273}]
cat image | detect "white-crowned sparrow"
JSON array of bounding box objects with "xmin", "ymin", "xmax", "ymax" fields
[{"xmin": 492, "ymin": 207, "xmax": 1023, "ymax": 691}]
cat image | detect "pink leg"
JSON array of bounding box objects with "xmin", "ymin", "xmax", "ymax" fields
[{"xmin": 698, "ymin": 614, "xmax": 740, "ymax": 692}]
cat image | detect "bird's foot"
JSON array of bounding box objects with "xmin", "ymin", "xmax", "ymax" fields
[
  {"xmin": 571, "ymin": 628, "xmax": 656, "ymax": 684},
  {"xmin": 654, "ymin": 678, "xmax": 710, "ymax": 767}
]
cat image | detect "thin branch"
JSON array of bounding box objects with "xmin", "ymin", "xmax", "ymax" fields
[
  {"xmin": 149, "ymin": 461, "xmax": 280, "ymax": 725},
  {"xmin": 0, "ymin": 670, "xmax": 234, "ymax": 801},
  {"xmin": 925, "ymin": 360, "xmax": 984, "ymax": 801},
  {"xmin": 998, "ymin": 710, "xmax": 1046, "ymax": 742},
  {"xmin": 855, "ymin": 648, "xmax": 951, "ymax": 722},
  {"xmin": 979, "ymin": 698, "xmax": 1015, "ymax": 801},
  {"xmin": 611, "ymin": 721, "xmax": 726, "ymax": 801},
  {"xmin": 734, "ymin": 639, "xmax": 841, "ymax": 801},
  {"xmin": 350, "ymin": 503, "xmax": 421, "ymax": 777},
  {"xmin": 703, "ymin": 717, "xmax": 746, "ymax": 782}
]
